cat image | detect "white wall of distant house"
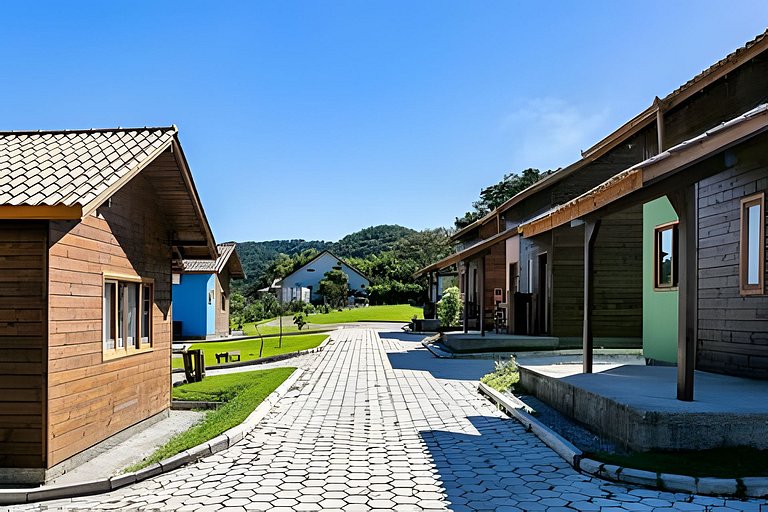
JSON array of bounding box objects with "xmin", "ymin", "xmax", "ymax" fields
[{"xmin": 280, "ymin": 252, "xmax": 369, "ymax": 303}]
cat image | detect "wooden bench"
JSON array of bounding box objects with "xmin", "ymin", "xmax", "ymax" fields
[{"xmin": 215, "ymin": 350, "xmax": 242, "ymax": 364}]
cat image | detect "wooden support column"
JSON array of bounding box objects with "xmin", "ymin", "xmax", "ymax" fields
[
  {"xmin": 669, "ymin": 186, "xmax": 697, "ymax": 401},
  {"xmin": 479, "ymin": 256, "xmax": 485, "ymax": 336},
  {"xmin": 428, "ymin": 271, "xmax": 434, "ymax": 302},
  {"xmin": 462, "ymin": 263, "xmax": 469, "ymax": 334},
  {"xmin": 583, "ymin": 219, "xmax": 601, "ymax": 374}
]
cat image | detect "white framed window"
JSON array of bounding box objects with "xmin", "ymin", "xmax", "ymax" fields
[
  {"xmin": 740, "ymin": 192, "xmax": 765, "ymax": 295},
  {"xmin": 103, "ymin": 275, "xmax": 154, "ymax": 359}
]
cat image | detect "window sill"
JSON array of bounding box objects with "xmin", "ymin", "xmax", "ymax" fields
[
  {"xmin": 103, "ymin": 345, "xmax": 154, "ymax": 362},
  {"xmin": 653, "ymin": 286, "xmax": 678, "ymax": 292}
]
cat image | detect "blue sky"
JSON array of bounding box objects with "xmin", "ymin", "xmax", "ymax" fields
[{"xmin": 3, "ymin": 2, "xmax": 767, "ymax": 242}]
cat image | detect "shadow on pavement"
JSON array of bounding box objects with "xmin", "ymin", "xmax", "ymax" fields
[
  {"xmin": 420, "ymin": 415, "xmax": 581, "ymax": 512},
  {"xmin": 381, "ymin": 333, "xmax": 497, "ymax": 381}
]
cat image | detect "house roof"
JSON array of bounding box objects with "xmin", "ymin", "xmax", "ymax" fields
[
  {"xmin": 285, "ymin": 250, "xmax": 371, "ymax": 283},
  {"xmin": 415, "ymin": 228, "xmax": 518, "ymax": 277},
  {"xmin": 520, "ymin": 102, "xmax": 768, "ymax": 238},
  {"xmin": 182, "ymin": 242, "xmax": 246, "ymax": 278},
  {"xmin": 0, "ymin": 126, "xmax": 217, "ymax": 258},
  {"xmin": 451, "ymin": 28, "xmax": 768, "ymax": 242}
]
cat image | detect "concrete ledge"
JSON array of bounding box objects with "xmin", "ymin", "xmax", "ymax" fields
[
  {"xmin": 478, "ymin": 386, "xmax": 768, "ymax": 498},
  {"xmin": 0, "ymin": 367, "xmax": 305, "ymax": 505},
  {"xmin": 171, "ymin": 400, "xmax": 222, "ymax": 410},
  {"xmin": 477, "ymin": 381, "xmax": 582, "ymax": 468}
]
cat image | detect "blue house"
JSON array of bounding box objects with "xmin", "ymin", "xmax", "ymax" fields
[{"xmin": 173, "ymin": 242, "xmax": 245, "ymax": 339}]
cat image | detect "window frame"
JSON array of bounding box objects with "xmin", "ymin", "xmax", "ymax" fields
[
  {"xmin": 740, "ymin": 192, "xmax": 765, "ymax": 296},
  {"xmin": 654, "ymin": 221, "xmax": 679, "ymax": 291},
  {"xmin": 103, "ymin": 273, "xmax": 154, "ymax": 361}
]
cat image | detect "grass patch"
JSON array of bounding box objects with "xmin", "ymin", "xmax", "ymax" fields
[
  {"xmin": 126, "ymin": 368, "xmax": 295, "ymax": 471},
  {"xmin": 588, "ymin": 446, "xmax": 768, "ymax": 478},
  {"xmin": 172, "ymin": 333, "xmax": 327, "ymax": 369},
  {"xmin": 480, "ymin": 357, "xmax": 520, "ymax": 393},
  {"xmin": 306, "ymin": 304, "xmax": 423, "ymax": 324}
]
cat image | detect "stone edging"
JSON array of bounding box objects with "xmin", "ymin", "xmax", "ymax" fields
[
  {"xmin": 0, "ymin": 368, "xmax": 306, "ymax": 506},
  {"xmin": 477, "ymin": 381, "xmax": 768, "ymax": 499}
]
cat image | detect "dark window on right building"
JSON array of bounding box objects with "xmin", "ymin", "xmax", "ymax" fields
[
  {"xmin": 654, "ymin": 222, "xmax": 679, "ymax": 289},
  {"xmin": 740, "ymin": 192, "xmax": 765, "ymax": 296}
]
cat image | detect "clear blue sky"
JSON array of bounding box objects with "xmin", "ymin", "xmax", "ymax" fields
[{"xmin": 3, "ymin": 2, "xmax": 767, "ymax": 242}]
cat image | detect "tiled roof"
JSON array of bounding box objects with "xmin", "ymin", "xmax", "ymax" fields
[
  {"xmin": 0, "ymin": 127, "xmax": 176, "ymax": 209},
  {"xmin": 183, "ymin": 242, "xmax": 245, "ymax": 277}
]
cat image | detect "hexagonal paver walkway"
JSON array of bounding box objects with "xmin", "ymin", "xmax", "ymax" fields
[{"xmin": 11, "ymin": 329, "xmax": 765, "ymax": 511}]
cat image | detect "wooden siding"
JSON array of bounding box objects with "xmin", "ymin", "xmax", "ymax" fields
[
  {"xmin": 550, "ymin": 207, "xmax": 643, "ymax": 338},
  {"xmin": 0, "ymin": 222, "xmax": 47, "ymax": 468},
  {"xmin": 696, "ymin": 139, "xmax": 768, "ymax": 378},
  {"xmin": 47, "ymin": 171, "xmax": 173, "ymax": 467},
  {"xmin": 664, "ymin": 52, "xmax": 768, "ymax": 150},
  {"xmin": 214, "ymin": 268, "xmax": 231, "ymax": 337}
]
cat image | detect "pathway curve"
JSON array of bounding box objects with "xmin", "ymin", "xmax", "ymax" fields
[{"xmin": 13, "ymin": 329, "xmax": 764, "ymax": 511}]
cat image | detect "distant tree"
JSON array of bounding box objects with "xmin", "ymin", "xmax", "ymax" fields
[
  {"xmin": 229, "ymin": 292, "xmax": 246, "ymax": 327},
  {"xmin": 455, "ymin": 168, "xmax": 550, "ymax": 229},
  {"xmin": 319, "ymin": 269, "xmax": 349, "ymax": 309}
]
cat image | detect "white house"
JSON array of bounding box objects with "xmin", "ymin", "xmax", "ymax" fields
[{"xmin": 280, "ymin": 250, "xmax": 370, "ymax": 304}]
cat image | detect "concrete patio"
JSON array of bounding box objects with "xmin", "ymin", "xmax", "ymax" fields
[{"xmin": 517, "ymin": 358, "xmax": 768, "ymax": 451}]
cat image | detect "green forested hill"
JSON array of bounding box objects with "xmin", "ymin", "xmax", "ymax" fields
[
  {"xmin": 232, "ymin": 224, "xmax": 447, "ymax": 300},
  {"xmin": 333, "ymin": 225, "xmax": 416, "ymax": 258}
]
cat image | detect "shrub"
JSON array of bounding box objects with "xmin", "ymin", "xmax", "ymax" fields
[
  {"xmin": 436, "ymin": 286, "xmax": 461, "ymax": 327},
  {"xmin": 480, "ymin": 357, "xmax": 519, "ymax": 393}
]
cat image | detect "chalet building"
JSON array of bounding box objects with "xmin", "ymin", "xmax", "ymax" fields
[
  {"xmin": 275, "ymin": 250, "xmax": 370, "ymax": 305},
  {"xmin": 419, "ymin": 29, "xmax": 768, "ymax": 400},
  {"xmin": 0, "ymin": 127, "xmax": 217, "ymax": 483},
  {"xmin": 173, "ymin": 242, "xmax": 245, "ymax": 339}
]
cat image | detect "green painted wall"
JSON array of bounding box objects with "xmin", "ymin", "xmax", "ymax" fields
[{"xmin": 642, "ymin": 197, "xmax": 678, "ymax": 363}]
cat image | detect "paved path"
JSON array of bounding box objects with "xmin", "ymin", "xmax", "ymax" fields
[{"xmin": 12, "ymin": 329, "xmax": 764, "ymax": 511}]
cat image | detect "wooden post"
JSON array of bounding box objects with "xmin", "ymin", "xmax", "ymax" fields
[
  {"xmin": 462, "ymin": 264, "xmax": 469, "ymax": 334},
  {"xmin": 479, "ymin": 256, "xmax": 485, "ymax": 336},
  {"xmin": 669, "ymin": 186, "xmax": 697, "ymax": 401},
  {"xmin": 583, "ymin": 219, "xmax": 601, "ymax": 374}
]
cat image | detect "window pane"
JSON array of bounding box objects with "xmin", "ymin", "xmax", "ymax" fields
[
  {"xmin": 117, "ymin": 283, "xmax": 125, "ymax": 348},
  {"xmin": 127, "ymin": 283, "xmax": 139, "ymax": 348},
  {"xmin": 142, "ymin": 285, "xmax": 151, "ymax": 343},
  {"xmin": 104, "ymin": 282, "xmax": 115, "ymax": 350},
  {"xmin": 658, "ymin": 228, "xmax": 673, "ymax": 286},
  {"xmin": 747, "ymin": 204, "xmax": 761, "ymax": 285}
]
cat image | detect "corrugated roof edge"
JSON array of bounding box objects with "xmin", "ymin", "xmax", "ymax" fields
[{"xmin": 0, "ymin": 126, "xmax": 177, "ymax": 135}]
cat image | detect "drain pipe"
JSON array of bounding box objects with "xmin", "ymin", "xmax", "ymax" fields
[{"xmin": 654, "ymin": 96, "xmax": 664, "ymax": 153}]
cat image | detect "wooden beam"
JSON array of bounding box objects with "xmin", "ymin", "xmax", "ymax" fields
[
  {"xmin": 479, "ymin": 256, "xmax": 485, "ymax": 336},
  {"xmin": 0, "ymin": 204, "xmax": 82, "ymax": 220},
  {"xmin": 462, "ymin": 265, "xmax": 469, "ymax": 334},
  {"xmin": 583, "ymin": 219, "xmax": 601, "ymax": 374},
  {"xmin": 669, "ymin": 186, "xmax": 697, "ymax": 401}
]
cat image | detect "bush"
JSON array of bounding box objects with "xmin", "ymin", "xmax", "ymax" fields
[
  {"xmin": 480, "ymin": 357, "xmax": 519, "ymax": 393},
  {"xmin": 436, "ymin": 286, "xmax": 461, "ymax": 327}
]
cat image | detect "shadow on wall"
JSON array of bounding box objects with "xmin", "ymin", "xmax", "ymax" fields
[{"xmin": 420, "ymin": 415, "xmax": 585, "ymax": 511}]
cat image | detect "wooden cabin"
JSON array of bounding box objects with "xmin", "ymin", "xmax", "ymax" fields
[
  {"xmin": 0, "ymin": 127, "xmax": 217, "ymax": 483},
  {"xmin": 173, "ymin": 242, "xmax": 245, "ymax": 339},
  {"xmin": 521, "ymin": 30, "xmax": 768, "ymax": 399}
]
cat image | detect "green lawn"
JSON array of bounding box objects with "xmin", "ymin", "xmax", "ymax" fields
[
  {"xmin": 126, "ymin": 368, "xmax": 295, "ymax": 471},
  {"xmin": 172, "ymin": 333, "xmax": 327, "ymax": 369},
  {"xmin": 589, "ymin": 446, "xmax": 768, "ymax": 478},
  {"xmin": 306, "ymin": 304, "xmax": 423, "ymax": 324}
]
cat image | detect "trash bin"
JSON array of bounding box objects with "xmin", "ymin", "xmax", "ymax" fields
[{"xmin": 182, "ymin": 348, "xmax": 205, "ymax": 383}]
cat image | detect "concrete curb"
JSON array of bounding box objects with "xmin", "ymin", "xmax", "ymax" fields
[
  {"xmin": 477, "ymin": 383, "xmax": 768, "ymax": 499},
  {"xmin": 477, "ymin": 382, "xmax": 582, "ymax": 468},
  {"xmin": 0, "ymin": 368, "xmax": 306, "ymax": 506}
]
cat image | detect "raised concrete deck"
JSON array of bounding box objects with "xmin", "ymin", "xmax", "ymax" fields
[
  {"xmin": 517, "ymin": 359, "xmax": 768, "ymax": 451},
  {"xmin": 443, "ymin": 332, "xmax": 558, "ymax": 352}
]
